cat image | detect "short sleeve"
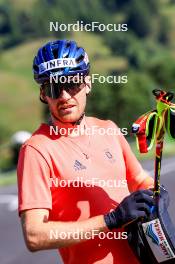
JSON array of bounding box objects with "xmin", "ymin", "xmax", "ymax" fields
[
  {"xmin": 108, "ymin": 121, "xmax": 147, "ymax": 191},
  {"xmin": 17, "ymin": 144, "xmax": 52, "ymax": 216},
  {"xmin": 118, "ymin": 132, "xmax": 145, "ymax": 186}
]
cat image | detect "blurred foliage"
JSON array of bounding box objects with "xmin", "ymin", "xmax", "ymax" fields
[{"xmin": 0, "ymin": 0, "xmax": 175, "ymax": 148}]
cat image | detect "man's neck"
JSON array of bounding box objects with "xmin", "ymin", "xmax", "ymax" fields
[{"xmin": 49, "ymin": 113, "xmax": 87, "ymax": 137}]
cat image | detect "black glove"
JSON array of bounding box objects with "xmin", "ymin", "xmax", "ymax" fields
[{"xmin": 104, "ymin": 189, "xmax": 155, "ymax": 230}]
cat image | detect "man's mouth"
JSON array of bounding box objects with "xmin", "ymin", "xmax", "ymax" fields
[{"xmin": 59, "ymin": 104, "xmax": 76, "ymax": 110}]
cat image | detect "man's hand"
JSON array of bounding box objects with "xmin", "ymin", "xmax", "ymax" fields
[{"xmin": 104, "ymin": 189, "xmax": 155, "ymax": 230}]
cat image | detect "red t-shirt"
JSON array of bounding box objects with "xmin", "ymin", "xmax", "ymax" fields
[{"xmin": 17, "ymin": 116, "xmax": 150, "ymax": 264}]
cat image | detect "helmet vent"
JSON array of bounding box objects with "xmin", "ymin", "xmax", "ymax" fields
[
  {"xmin": 33, "ymin": 65, "xmax": 38, "ymax": 71},
  {"xmin": 43, "ymin": 47, "xmax": 48, "ymax": 61},
  {"xmin": 66, "ymin": 41, "xmax": 71, "ymax": 48},
  {"xmin": 53, "ymin": 48, "xmax": 58, "ymax": 59},
  {"xmin": 76, "ymin": 54, "xmax": 84, "ymax": 63}
]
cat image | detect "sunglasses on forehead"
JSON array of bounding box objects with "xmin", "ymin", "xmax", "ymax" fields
[{"xmin": 42, "ymin": 79, "xmax": 86, "ymax": 99}]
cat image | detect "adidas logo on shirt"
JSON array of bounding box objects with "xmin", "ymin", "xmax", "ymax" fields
[{"xmin": 74, "ymin": 160, "xmax": 86, "ymax": 171}]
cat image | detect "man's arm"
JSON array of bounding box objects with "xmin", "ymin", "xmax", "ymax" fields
[
  {"xmin": 21, "ymin": 209, "xmax": 107, "ymax": 252},
  {"xmin": 110, "ymin": 121, "xmax": 154, "ymax": 193},
  {"xmin": 136, "ymin": 170, "xmax": 154, "ymax": 189},
  {"xmin": 128, "ymin": 169, "xmax": 154, "ymax": 193},
  {"xmin": 21, "ymin": 188, "xmax": 155, "ymax": 252}
]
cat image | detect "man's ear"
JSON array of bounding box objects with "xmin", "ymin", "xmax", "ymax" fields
[
  {"xmin": 40, "ymin": 86, "xmax": 48, "ymax": 104},
  {"xmin": 85, "ymin": 75, "xmax": 92, "ymax": 95}
]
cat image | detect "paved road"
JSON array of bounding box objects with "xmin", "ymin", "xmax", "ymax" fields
[
  {"xmin": 0, "ymin": 157, "xmax": 174, "ymax": 264},
  {"xmin": 0, "ymin": 187, "xmax": 62, "ymax": 264}
]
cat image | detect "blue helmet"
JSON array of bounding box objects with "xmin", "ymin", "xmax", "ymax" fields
[{"xmin": 33, "ymin": 40, "xmax": 90, "ymax": 84}]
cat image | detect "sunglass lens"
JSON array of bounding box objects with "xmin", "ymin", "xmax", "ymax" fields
[
  {"xmin": 50, "ymin": 83, "xmax": 61, "ymax": 98},
  {"xmin": 44, "ymin": 83, "xmax": 61, "ymax": 99},
  {"xmin": 44, "ymin": 80, "xmax": 84, "ymax": 99}
]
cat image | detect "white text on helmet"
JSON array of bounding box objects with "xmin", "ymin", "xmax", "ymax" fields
[{"xmin": 39, "ymin": 58, "xmax": 77, "ymax": 74}]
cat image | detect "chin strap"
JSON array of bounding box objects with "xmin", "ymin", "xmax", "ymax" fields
[
  {"xmin": 74, "ymin": 112, "xmax": 85, "ymax": 125},
  {"xmin": 48, "ymin": 112, "xmax": 85, "ymax": 127}
]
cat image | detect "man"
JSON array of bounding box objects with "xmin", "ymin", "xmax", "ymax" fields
[{"xmin": 17, "ymin": 40, "xmax": 155, "ymax": 264}]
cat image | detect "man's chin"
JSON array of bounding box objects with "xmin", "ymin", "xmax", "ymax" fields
[{"xmin": 55, "ymin": 114, "xmax": 80, "ymax": 123}]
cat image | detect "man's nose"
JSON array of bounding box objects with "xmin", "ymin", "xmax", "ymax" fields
[{"xmin": 59, "ymin": 88, "xmax": 72, "ymax": 101}]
